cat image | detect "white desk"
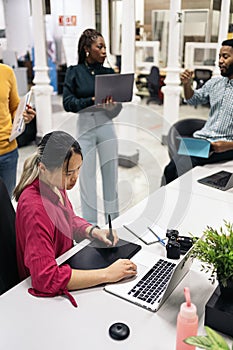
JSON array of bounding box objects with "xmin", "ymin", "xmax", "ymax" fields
[
  {"xmin": 0, "ymin": 185, "xmax": 232, "ymax": 349},
  {"xmin": 167, "ymin": 162, "xmax": 233, "ymax": 204}
]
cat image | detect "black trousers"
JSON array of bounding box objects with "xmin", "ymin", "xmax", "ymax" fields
[{"xmin": 161, "ymin": 150, "xmax": 233, "ymax": 186}]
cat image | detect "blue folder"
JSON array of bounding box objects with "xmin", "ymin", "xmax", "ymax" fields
[{"xmin": 177, "ymin": 137, "xmax": 212, "ymax": 158}]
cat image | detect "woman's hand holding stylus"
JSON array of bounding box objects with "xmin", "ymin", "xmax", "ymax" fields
[{"xmin": 88, "ymin": 226, "xmax": 119, "ymax": 246}]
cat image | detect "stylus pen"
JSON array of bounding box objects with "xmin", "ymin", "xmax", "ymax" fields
[
  {"xmin": 147, "ymin": 227, "xmax": 166, "ymax": 247},
  {"xmin": 108, "ymin": 214, "xmax": 114, "ymax": 243}
]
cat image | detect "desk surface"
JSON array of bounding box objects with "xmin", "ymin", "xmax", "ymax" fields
[
  {"xmin": 1, "ymin": 178, "xmax": 233, "ymax": 349},
  {"xmin": 167, "ymin": 161, "xmax": 233, "ymax": 204}
]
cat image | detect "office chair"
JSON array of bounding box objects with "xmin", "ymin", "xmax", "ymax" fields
[
  {"xmin": 146, "ymin": 66, "xmax": 162, "ymax": 105},
  {"xmin": 0, "ymin": 179, "xmax": 20, "ymax": 295},
  {"xmin": 167, "ymin": 118, "xmax": 206, "ymax": 159},
  {"xmin": 193, "ymin": 69, "xmax": 212, "ymax": 90}
]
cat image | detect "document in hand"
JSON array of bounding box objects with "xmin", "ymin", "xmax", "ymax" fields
[
  {"xmin": 95, "ymin": 73, "xmax": 134, "ymax": 104},
  {"xmin": 9, "ymin": 90, "xmax": 32, "ymax": 142},
  {"xmin": 177, "ymin": 137, "xmax": 212, "ymax": 158}
]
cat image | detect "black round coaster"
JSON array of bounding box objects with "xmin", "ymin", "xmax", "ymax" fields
[{"xmin": 109, "ymin": 322, "xmax": 130, "ymax": 340}]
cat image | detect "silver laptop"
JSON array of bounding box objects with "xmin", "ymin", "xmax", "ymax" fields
[
  {"xmin": 104, "ymin": 247, "xmax": 193, "ymax": 312},
  {"xmin": 95, "ymin": 73, "xmax": 134, "ymax": 104}
]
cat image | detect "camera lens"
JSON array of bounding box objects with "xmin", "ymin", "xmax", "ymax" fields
[{"xmin": 177, "ymin": 236, "xmax": 193, "ymax": 254}]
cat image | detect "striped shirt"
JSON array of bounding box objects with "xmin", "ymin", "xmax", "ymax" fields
[{"xmin": 186, "ymin": 76, "xmax": 233, "ymax": 141}]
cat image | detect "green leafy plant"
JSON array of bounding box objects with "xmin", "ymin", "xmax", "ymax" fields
[
  {"xmin": 184, "ymin": 326, "xmax": 232, "ymax": 350},
  {"xmin": 190, "ymin": 221, "xmax": 233, "ymax": 287}
]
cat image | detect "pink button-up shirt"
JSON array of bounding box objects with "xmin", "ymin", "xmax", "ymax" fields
[{"xmin": 16, "ymin": 178, "xmax": 91, "ymax": 306}]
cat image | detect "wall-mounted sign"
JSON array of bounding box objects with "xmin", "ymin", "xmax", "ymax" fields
[{"xmin": 59, "ymin": 16, "xmax": 77, "ymax": 26}]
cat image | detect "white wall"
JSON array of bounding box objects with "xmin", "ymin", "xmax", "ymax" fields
[
  {"xmin": 0, "ymin": 0, "xmax": 5, "ymax": 29},
  {"xmin": 3, "ymin": 0, "xmax": 31, "ymax": 58},
  {"xmin": 50, "ymin": 0, "xmax": 95, "ymax": 65},
  {"xmin": 2, "ymin": 0, "xmax": 95, "ymax": 64}
]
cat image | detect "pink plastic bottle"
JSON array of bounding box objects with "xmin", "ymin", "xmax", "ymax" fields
[{"xmin": 176, "ymin": 287, "xmax": 198, "ymax": 350}]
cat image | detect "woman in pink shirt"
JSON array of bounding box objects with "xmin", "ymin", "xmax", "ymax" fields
[{"xmin": 14, "ymin": 131, "xmax": 137, "ymax": 306}]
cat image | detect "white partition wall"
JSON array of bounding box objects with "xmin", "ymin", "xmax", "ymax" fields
[
  {"xmin": 135, "ymin": 41, "xmax": 159, "ymax": 73},
  {"xmin": 184, "ymin": 42, "xmax": 218, "ymax": 70}
]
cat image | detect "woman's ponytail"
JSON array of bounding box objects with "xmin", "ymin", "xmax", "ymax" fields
[{"xmin": 13, "ymin": 152, "xmax": 39, "ymax": 202}]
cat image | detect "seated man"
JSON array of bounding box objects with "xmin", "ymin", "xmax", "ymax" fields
[{"xmin": 161, "ymin": 39, "xmax": 233, "ymax": 185}]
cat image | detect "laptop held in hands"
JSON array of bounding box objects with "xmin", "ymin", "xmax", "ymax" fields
[{"xmin": 95, "ymin": 73, "xmax": 134, "ymax": 104}]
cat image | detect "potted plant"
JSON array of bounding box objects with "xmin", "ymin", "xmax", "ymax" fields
[
  {"xmin": 184, "ymin": 326, "xmax": 232, "ymax": 349},
  {"xmin": 190, "ymin": 221, "xmax": 233, "ymax": 295}
]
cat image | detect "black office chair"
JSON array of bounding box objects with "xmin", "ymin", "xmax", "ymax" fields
[
  {"xmin": 167, "ymin": 118, "xmax": 206, "ymax": 159},
  {"xmin": 146, "ymin": 66, "xmax": 162, "ymax": 105},
  {"xmin": 0, "ymin": 179, "xmax": 20, "ymax": 295},
  {"xmin": 193, "ymin": 69, "xmax": 212, "ymax": 90}
]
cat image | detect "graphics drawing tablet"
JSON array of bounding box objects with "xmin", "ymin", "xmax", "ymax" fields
[{"xmin": 63, "ymin": 239, "xmax": 141, "ymax": 270}]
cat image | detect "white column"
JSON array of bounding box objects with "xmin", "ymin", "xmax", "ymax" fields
[
  {"xmin": 118, "ymin": 0, "xmax": 139, "ymax": 165},
  {"xmin": 31, "ymin": 0, "xmax": 53, "ymax": 139},
  {"xmin": 121, "ymin": 0, "xmax": 135, "ymax": 74},
  {"xmin": 161, "ymin": 0, "xmax": 182, "ymax": 144},
  {"xmin": 213, "ymin": 0, "xmax": 231, "ymax": 76},
  {"xmin": 101, "ymin": 0, "xmax": 109, "ymax": 49},
  {"xmin": 101, "ymin": 0, "xmax": 115, "ymax": 67}
]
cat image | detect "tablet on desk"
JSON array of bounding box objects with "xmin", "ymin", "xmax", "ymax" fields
[
  {"xmin": 197, "ymin": 170, "xmax": 233, "ymax": 191},
  {"xmin": 95, "ymin": 73, "xmax": 134, "ymax": 104},
  {"xmin": 177, "ymin": 137, "xmax": 212, "ymax": 158},
  {"xmin": 63, "ymin": 239, "xmax": 141, "ymax": 270}
]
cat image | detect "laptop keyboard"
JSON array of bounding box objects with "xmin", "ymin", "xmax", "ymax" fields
[{"xmin": 128, "ymin": 259, "xmax": 176, "ymax": 305}]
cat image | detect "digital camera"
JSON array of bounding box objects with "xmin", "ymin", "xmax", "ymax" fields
[
  {"xmin": 166, "ymin": 229, "xmax": 179, "ymax": 240},
  {"xmin": 166, "ymin": 236, "xmax": 181, "ymax": 260}
]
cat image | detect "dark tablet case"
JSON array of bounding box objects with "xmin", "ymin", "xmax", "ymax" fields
[{"xmin": 63, "ymin": 239, "xmax": 141, "ymax": 270}]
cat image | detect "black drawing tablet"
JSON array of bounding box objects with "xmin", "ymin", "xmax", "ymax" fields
[{"xmin": 63, "ymin": 239, "xmax": 141, "ymax": 270}]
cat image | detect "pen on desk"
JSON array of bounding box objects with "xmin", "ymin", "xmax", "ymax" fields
[
  {"xmin": 108, "ymin": 214, "xmax": 114, "ymax": 243},
  {"xmin": 147, "ymin": 227, "xmax": 166, "ymax": 247}
]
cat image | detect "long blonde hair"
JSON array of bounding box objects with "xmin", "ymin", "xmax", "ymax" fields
[{"xmin": 13, "ymin": 152, "xmax": 39, "ymax": 201}]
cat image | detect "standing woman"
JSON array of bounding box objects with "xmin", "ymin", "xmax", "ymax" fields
[
  {"xmin": 63, "ymin": 28, "xmax": 121, "ymax": 225},
  {"xmin": 0, "ymin": 63, "xmax": 36, "ymax": 197}
]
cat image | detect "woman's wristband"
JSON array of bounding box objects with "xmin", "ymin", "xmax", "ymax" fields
[{"xmin": 89, "ymin": 225, "xmax": 100, "ymax": 239}]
